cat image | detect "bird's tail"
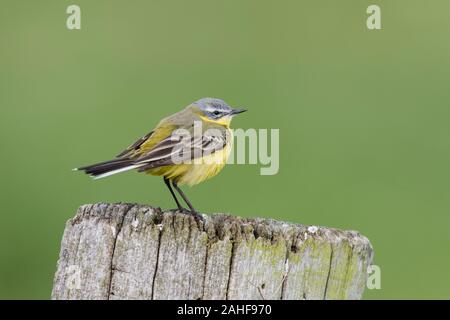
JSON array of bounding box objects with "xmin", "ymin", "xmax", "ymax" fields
[{"xmin": 75, "ymin": 158, "xmax": 142, "ymax": 179}]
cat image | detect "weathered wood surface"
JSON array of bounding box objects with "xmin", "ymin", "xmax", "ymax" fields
[{"xmin": 52, "ymin": 203, "xmax": 373, "ymax": 300}]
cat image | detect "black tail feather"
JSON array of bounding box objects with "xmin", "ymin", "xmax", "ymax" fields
[{"xmin": 77, "ymin": 158, "xmax": 135, "ymax": 177}]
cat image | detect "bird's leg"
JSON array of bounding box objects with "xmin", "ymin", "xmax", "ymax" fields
[
  {"xmin": 172, "ymin": 180, "xmax": 204, "ymax": 225},
  {"xmin": 172, "ymin": 180, "xmax": 197, "ymax": 214},
  {"xmin": 163, "ymin": 177, "xmax": 183, "ymax": 211}
]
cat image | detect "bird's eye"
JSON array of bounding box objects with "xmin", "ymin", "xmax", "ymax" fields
[{"xmin": 213, "ymin": 111, "xmax": 221, "ymax": 116}]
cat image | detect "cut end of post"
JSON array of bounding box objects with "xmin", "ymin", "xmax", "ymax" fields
[{"xmin": 51, "ymin": 203, "xmax": 373, "ymax": 300}]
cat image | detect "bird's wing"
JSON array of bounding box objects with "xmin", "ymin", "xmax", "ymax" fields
[
  {"xmin": 115, "ymin": 122, "xmax": 180, "ymax": 158},
  {"xmin": 116, "ymin": 130, "xmax": 154, "ymax": 158},
  {"xmin": 134, "ymin": 128, "xmax": 230, "ymax": 171}
]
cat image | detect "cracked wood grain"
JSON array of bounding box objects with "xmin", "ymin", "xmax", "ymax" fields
[{"xmin": 52, "ymin": 203, "xmax": 373, "ymax": 300}]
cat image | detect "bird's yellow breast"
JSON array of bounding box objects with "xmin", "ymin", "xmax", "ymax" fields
[{"xmin": 146, "ymin": 129, "xmax": 232, "ymax": 186}]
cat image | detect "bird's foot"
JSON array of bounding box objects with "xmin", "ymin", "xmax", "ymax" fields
[{"xmin": 176, "ymin": 208, "xmax": 205, "ymax": 224}]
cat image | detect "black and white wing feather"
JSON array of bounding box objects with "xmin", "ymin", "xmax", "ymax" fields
[{"xmin": 135, "ymin": 129, "xmax": 229, "ymax": 171}]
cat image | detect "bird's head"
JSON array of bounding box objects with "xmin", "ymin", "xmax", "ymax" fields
[{"xmin": 192, "ymin": 97, "xmax": 246, "ymax": 126}]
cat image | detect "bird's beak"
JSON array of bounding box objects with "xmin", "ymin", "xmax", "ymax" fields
[{"xmin": 230, "ymin": 108, "xmax": 247, "ymax": 116}]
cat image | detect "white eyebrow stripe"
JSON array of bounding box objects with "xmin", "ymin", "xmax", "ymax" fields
[{"xmin": 205, "ymin": 106, "xmax": 217, "ymax": 112}]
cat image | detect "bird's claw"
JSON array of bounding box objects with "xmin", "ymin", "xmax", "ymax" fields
[{"xmin": 176, "ymin": 208, "xmax": 204, "ymax": 224}]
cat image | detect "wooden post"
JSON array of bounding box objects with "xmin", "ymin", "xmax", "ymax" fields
[{"xmin": 51, "ymin": 203, "xmax": 373, "ymax": 300}]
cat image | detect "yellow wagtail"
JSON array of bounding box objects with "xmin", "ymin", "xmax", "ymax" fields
[{"xmin": 76, "ymin": 98, "xmax": 246, "ymax": 214}]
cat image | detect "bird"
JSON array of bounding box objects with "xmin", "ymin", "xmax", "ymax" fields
[{"xmin": 75, "ymin": 97, "xmax": 246, "ymax": 215}]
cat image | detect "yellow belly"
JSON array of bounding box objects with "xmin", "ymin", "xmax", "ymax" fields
[{"xmin": 146, "ymin": 142, "xmax": 231, "ymax": 186}]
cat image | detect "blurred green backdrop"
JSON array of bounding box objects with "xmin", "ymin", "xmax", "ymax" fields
[{"xmin": 1, "ymin": 0, "xmax": 449, "ymax": 299}]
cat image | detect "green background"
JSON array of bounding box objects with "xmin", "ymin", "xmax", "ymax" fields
[{"xmin": 1, "ymin": 0, "xmax": 449, "ymax": 299}]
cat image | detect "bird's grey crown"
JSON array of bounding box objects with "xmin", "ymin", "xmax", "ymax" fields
[
  {"xmin": 195, "ymin": 97, "xmax": 230, "ymax": 111},
  {"xmin": 194, "ymin": 97, "xmax": 232, "ymax": 119}
]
